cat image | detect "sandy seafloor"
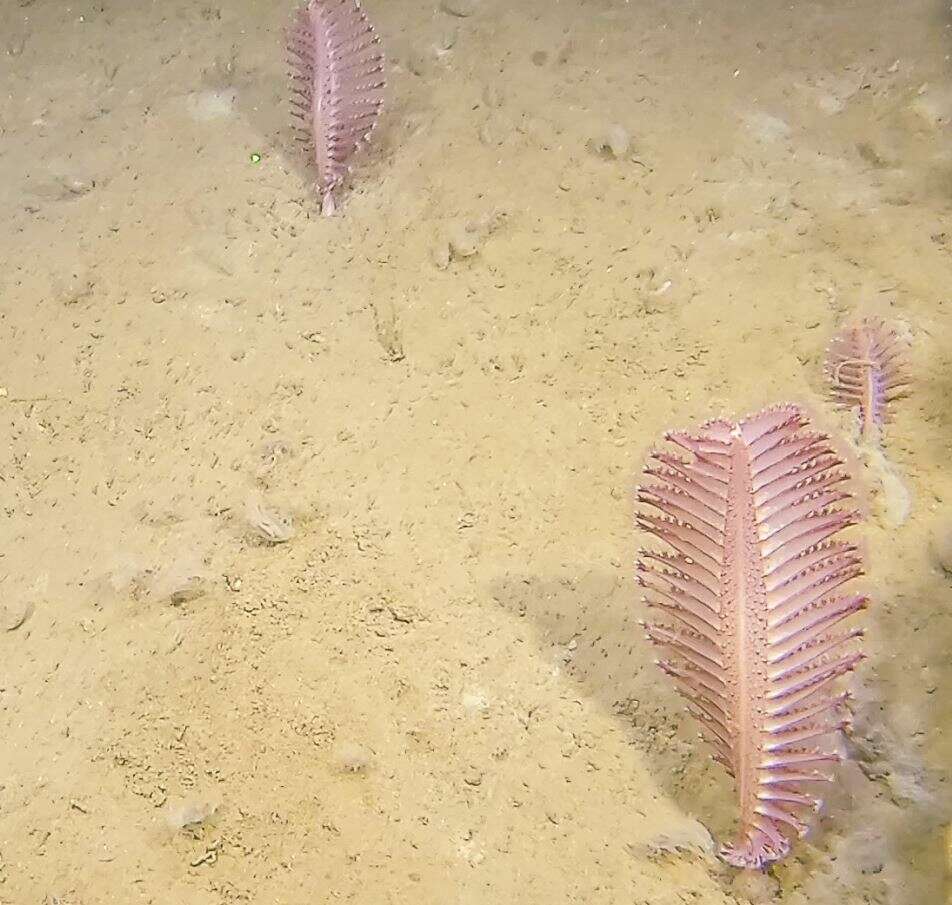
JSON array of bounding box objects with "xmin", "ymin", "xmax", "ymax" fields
[{"xmin": 1, "ymin": 0, "xmax": 951, "ymax": 903}]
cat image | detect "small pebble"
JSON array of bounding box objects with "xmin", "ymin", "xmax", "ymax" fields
[
  {"xmin": 477, "ymin": 120, "xmax": 497, "ymax": 146},
  {"xmin": 430, "ymin": 240, "xmax": 451, "ymax": 270},
  {"xmin": 462, "ymin": 691, "xmax": 489, "ymax": 713},
  {"xmin": 447, "ymin": 223, "xmax": 480, "ymax": 259},
  {"xmin": 141, "ymin": 560, "xmax": 209, "ymax": 606},
  {"xmin": 407, "ymin": 50, "xmax": 428, "ymax": 77},
  {"xmin": 590, "ymin": 123, "xmax": 631, "ymax": 159},
  {"xmin": 167, "ymin": 577, "xmax": 208, "ymax": 606},
  {"xmin": 245, "ymin": 494, "xmax": 294, "ymax": 544},
  {"xmin": 731, "ymin": 868, "xmax": 780, "ymax": 903},
  {"xmin": 643, "ymin": 820, "xmax": 715, "ymax": 856},
  {"xmin": 166, "ymin": 797, "xmax": 219, "ymax": 830},
  {"xmin": 1, "ymin": 600, "xmax": 34, "ymax": 632},
  {"xmin": 334, "ymin": 742, "xmax": 373, "ymax": 774},
  {"xmin": 481, "ymin": 83, "xmax": 503, "ymax": 108},
  {"xmin": 440, "ymin": 0, "xmax": 478, "ymax": 17},
  {"xmin": 186, "ymin": 89, "xmax": 237, "ymax": 121},
  {"xmin": 436, "ymin": 27, "xmax": 457, "ymax": 51},
  {"xmin": 909, "ymin": 86, "xmax": 952, "ymax": 128},
  {"xmin": 930, "ymin": 518, "xmax": 952, "ymax": 573}
]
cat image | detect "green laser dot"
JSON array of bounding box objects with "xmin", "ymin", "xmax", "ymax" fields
[{"xmin": 250, "ymin": 153, "xmax": 262, "ymax": 164}]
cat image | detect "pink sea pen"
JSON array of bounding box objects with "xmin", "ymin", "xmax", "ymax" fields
[
  {"xmin": 287, "ymin": 0, "xmax": 385, "ymax": 215},
  {"xmin": 636, "ymin": 404, "xmax": 868, "ymax": 869}
]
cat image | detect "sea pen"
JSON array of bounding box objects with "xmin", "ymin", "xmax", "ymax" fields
[
  {"xmin": 825, "ymin": 317, "xmax": 909, "ymax": 441},
  {"xmin": 288, "ymin": 0, "xmax": 385, "ymax": 215},
  {"xmin": 636, "ymin": 404, "xmax": 867, "ymax": 868}
]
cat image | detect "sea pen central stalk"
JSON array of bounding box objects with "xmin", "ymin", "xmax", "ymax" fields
[{"xmin": 725, "ymin": 429, "xmax": 769, "ymax": 864}]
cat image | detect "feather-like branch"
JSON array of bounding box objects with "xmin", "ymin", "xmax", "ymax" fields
[{"xmin": 636, "ymin": 404, "xmax": 867, "ymax": 869}]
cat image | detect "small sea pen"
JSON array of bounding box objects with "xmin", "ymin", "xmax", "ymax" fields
[
  {"xmin": 825, "ymin": 317, "xmax": 909, "ymax": 441},
  {"xmin": 287, "ymin": 0, "xmax": 385, "ymax": 215}
]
